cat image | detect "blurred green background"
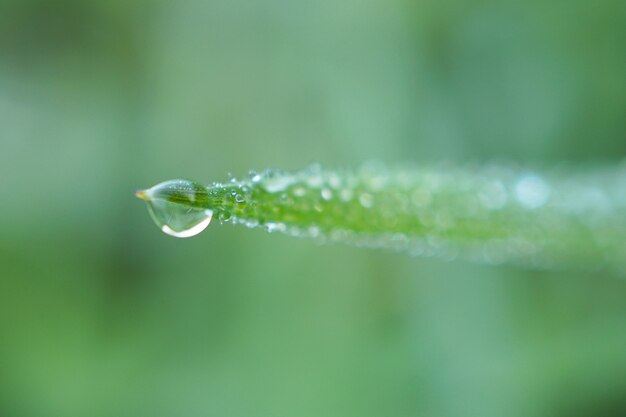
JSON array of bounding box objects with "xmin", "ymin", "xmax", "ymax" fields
[{"xmin": 1, "ymin": 0, "xmax": 625, "ymax": 416}]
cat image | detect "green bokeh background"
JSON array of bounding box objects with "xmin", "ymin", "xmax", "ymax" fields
[{"xmin": 1, "ymin": 0, "xmax": 625, "ymax": 416}]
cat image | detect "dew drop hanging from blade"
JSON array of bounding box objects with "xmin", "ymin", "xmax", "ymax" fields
[{"xmin": 135, "ymin": 179, "xmax": 214, "ymax": 238}]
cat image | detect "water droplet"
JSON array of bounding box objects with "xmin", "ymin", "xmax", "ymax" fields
[
  {"xmin": 288, "ymin": 226, "xmax": 303, "ymax": 237},
  {"xmin": 321, "ymin": 188, "xmax": 332, "ymax": 200},
  {"xmin": 157, "ymin": 210, "xmax": 213, "ymax": 238},
  {"xmin": 305, "ymin": 163, "xmax": 322, "ymax": 175},
  {"xmin": 479, "ymin": 181, "xmax": 507, "ymax": 210},
  {"xmin": 235, "ymin": 194, "xmax": 245, "ymax": 203},
  {"xmin": 515, "ymin": 175, "xmax": 550, "ymax": 209},
  {"xmin": 249, "ymin": 170, "xmax": 262, "ymax": 183},
  {"xmin": 260, "ymin": 169, "xmax": 294, "ymax": 193},
  {"xmin": 306, "ymin": 175, "xmax": 323, "ymax": 188},
  {"xmin": 265, "ymin": 222, "xmax": 287, "ymax": 233},
  {"xmin": 136, "ymin": 179, "xmax": 213, "ymax": 238},
  {"xmin": 217, "ymin": 208, "xmax": 233, "ymax": 222},
  {"xmin": 359, "ymin": 193, "xmax": 374, "ymax": 208},
  {"xmin": 307, "ymin": 226, "xmax": 321, "ymax": 238},
  {"xmin": 245, "ymin": 219, "xmax": 259, "ymax": 228},
  {"xmin": 328, "ymin": 173, "xmax": 341, "ymax": 189},
  {"xmin": 279, "ymin": 193, "xmax": 292, "ymax": 204},
  {"xmin": 340, "ymin": 189, "xmax": 353, "ymax": 201},
  {"xmin": 368, "ymin": 175, "xmax": 386, "ymax": 191}
]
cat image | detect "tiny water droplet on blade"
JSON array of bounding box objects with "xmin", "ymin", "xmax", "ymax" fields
[{"xmin": 515, "ymin": 174, "xmax": 550, "ymax": 209}]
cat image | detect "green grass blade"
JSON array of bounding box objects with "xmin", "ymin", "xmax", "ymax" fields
[{"xmin": 138, "ymin": 163, "xmax": 626, "ymax": 271}]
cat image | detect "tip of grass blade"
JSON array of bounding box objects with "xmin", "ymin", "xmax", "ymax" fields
[{"xmin": 134, "ymin": 189, "xmax": 150, "ymax": 201}]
